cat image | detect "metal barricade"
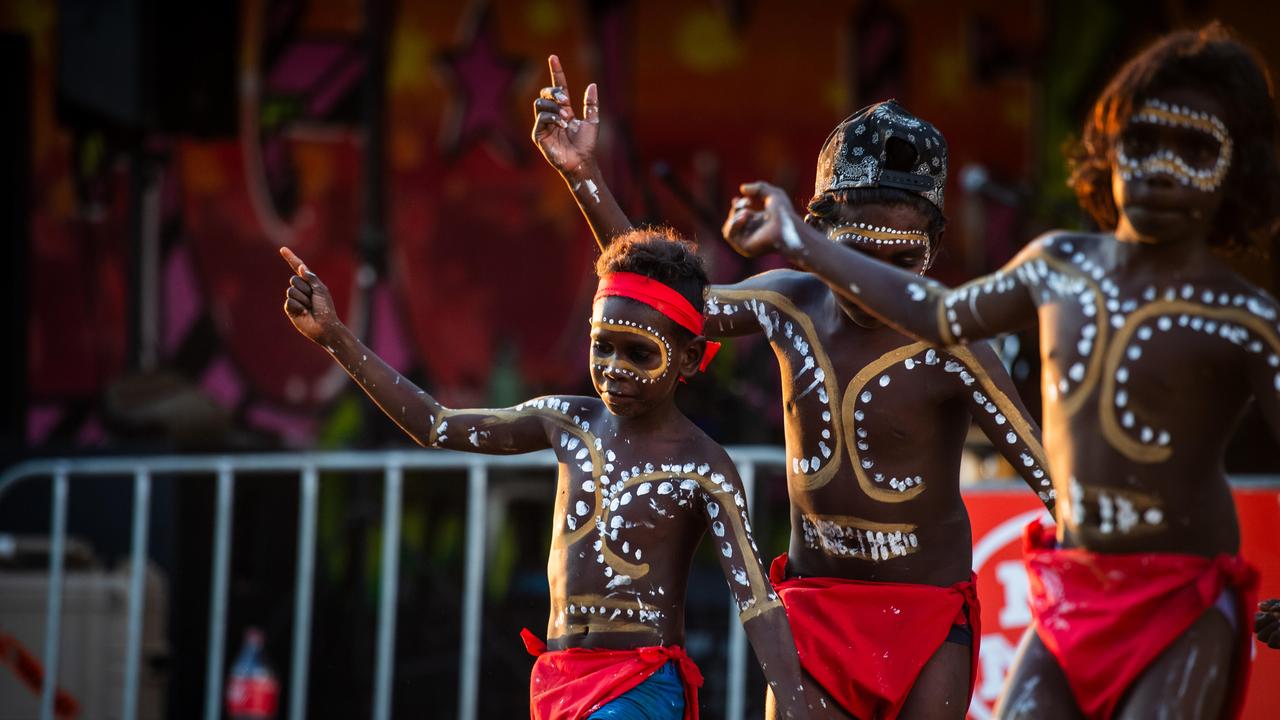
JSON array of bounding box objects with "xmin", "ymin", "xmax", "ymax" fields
[{"xmin": 0, "ymin": 446, "xmax": 787, "ymax": 720}]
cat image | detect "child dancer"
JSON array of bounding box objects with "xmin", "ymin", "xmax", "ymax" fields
[
  {"xmin": 720, "ymin": 24, "xmax": 1276, "ymax": 720},
  {"xmin": 533, "ymin": 55, "xmax": 1053, "ymax": 719},
  {"xmin": 279, "ymin": 233, "xmax": 812, "ymax": 719}
]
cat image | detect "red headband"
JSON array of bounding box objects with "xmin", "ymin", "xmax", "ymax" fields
[{"xmin": 594, "ymin": 272, "xmax": 721, "ymax": 372}]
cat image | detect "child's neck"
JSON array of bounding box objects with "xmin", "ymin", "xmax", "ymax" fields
[
  {"xmin": 830, "ymin": 284, "xmax": 890, "ymax": 332},
  {"xmin": 613, "ymin": 395, "xmax": 687, "ymax": 438},
  {"xmin": 1112, "ymin": 219, "xmax": 1212, "ymax": 272}
]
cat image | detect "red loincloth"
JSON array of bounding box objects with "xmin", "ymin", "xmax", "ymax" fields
[
  {"xmin": 1023, "ymin": 520, "xmax": 1260, "ymax": 720},
  {"xmin": 769, "ymin": 554, "xmax": 981, "ymax": 719},
  {"xmin": 521, "ymin": 628, "xmax": 703, "ymax": 720}
]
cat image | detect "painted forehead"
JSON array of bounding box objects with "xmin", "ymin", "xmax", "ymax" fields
[
  {"xmin": 590, "ymin": 298, "xmax": 674, "ymax": 384},
  {"xmin": 824, "ymin": 201, "xmax": 931, "ymax": 231},
  {"xmin": 592, "ymin": 296, "xmax": 682, "ymax": 339}
]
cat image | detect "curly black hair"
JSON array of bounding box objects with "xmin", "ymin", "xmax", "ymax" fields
[
  {"xmin": 1068, "ymin": 22, "xmax": 1280, "ymax": 251},
  {"xmin": 596, "ymin": 227, "xmax": 709, "ymax": 313},
  {"xmin": 805, "ymin": 186, "xmax": 947, "ymax": 263}
]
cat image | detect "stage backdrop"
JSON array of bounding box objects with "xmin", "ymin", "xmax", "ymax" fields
[{"xmin": 962, "ymin": 484, "xmax": 1280, "ymax": 719}]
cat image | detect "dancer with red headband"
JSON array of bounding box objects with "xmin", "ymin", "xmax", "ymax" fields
[
  {"xmin": 720, "ymin": 24, "xmax": 1277, "ymax": 720},
  {"xmin": 278, "ymin": 234, "xmax": 813, "ymax": 719},
  {"xmin": 533, "ymin": 55, "xmax": 1052, "ymax": 719}
]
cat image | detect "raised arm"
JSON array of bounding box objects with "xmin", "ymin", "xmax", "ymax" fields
[
  {"xmin": 531, "ymin": 54, "xmax": 633, "ymax": 248},
  {"xmin": 950, "ymin": 342, "xmax": 1055, "ymax": 512},
  {"xmin": 279, "ymin": 247, "xmax": 557, "ymax": 453},
  {"xmin": 722, "ymin": 182, "xmax": 1040, "ymax": 346},
  {"xmin": 696, "ymin": 462, "xmax": 810, "ymax": 718}
]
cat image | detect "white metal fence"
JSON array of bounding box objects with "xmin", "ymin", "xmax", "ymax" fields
[{"xmin": 0, "ymin": 447, "xmax": 788, "ymax": 720}]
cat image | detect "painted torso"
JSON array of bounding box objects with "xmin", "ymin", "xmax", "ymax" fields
[
  {"xmin": 426, "ymin": 396, "xmax": 778, "ymax": 650},
  {"xmin": 950, "ymin": 232, "xmax": 1280, "ymax": 555},
  {"xmin": 707, "ymin": 271, "xmax": 1049, "ymax": 586}
]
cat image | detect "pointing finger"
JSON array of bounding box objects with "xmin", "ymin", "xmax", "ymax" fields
[
  {"xmin": 280, "ymin": 246, "xmax": 309, "ymax": 276},
  {"xmin": 548, "ymin": 54, "xmax": 569, "ymax": 95}
]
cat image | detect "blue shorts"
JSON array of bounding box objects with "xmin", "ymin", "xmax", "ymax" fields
[{"xmin": 588, "ymin": 660, "xmax": 685, "ymax": 720}]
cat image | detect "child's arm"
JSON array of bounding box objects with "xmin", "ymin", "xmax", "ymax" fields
[
  {"xmin": 280, "ymin": 247, "xmax": 561, "ymax": 453},
  {"xmin": 531, "ymin": 54, "xmax": 633, "ymax": 249},
  {"xmin": 700, "ymin": 463, "xmax": 811, "ymax": 718},
  {"xmin": 723, "ymin": 182, "xmax": 1041, "ymax": 346},
  {"xmin": 952, "ymin": 343, "xmax": 1055, "ymax": 512}
]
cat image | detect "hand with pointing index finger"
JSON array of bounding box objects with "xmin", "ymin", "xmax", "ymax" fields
[
  {"xmin": 279, "ymin": 246, "xmax": 342, "ymax": 344},
  {"xmin": 531, "ymin": 54, "xmax": 600, "ymax": 177}
]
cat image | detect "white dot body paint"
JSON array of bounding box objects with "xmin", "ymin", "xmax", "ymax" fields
[{"xmin": 778, "ymin": 208, "xmax": 804, "ymax": 251}]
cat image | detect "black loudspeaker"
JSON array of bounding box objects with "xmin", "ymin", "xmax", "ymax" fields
[{"xmin": 57, "ymin": 0, "xmax": 236, "ymax": 136}]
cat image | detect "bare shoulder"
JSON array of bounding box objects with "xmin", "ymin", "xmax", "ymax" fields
[
  {"xmin": 676, "ymin": 422, "xmax": 742, "ymax": 482},
  {"xmin": 1218, "ymin": 271, "xmax": 1280, "ymax": 321},
  {"xmin": 711, "ymin": 268, "xmax": 827, "ymax": 306},
  {"xmin": 1027, "ymin": 230, "xmax": 1104, "ymax": 262},
  {"xmin": 1208, "ymin": 260, "xmax": 1278, "ymax": 297}
]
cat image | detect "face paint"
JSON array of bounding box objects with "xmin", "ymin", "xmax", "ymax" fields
[
  {"xmin": 1116, "ymin": 99, "xmax": 1233, "ymax": 192},
  {"xmin": 828, "ymin": 221, "xmax": 932, "ymax": 269},
  {"xmin": 590, "ymin": 316, "xmax": 671, "ymax": 384}
]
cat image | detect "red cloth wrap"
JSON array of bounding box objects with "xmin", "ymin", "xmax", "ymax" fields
[
  {"xmin": 769, "ymin": 554, "xmax": 981, "ymax": 719},
  {"xmin": 1023, "ymin": 520, "xmax": 1259, "ymax": 720},
  {"xmin": 521, "ymin": 628, "xmax": 703, "ymax": 720},
  {"xmin": 594, "ymin": 272, "xmax": 720, "ymax": 371}
]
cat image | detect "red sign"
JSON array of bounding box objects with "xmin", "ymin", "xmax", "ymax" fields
[{"xmin": 963, "ymin": 486, "xmax": 1280, "ymax": 719}]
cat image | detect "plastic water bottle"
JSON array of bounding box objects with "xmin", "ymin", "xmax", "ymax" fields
[{"xmin": 225, "ymin": 628, "xmax": 279, "ymax": 719}]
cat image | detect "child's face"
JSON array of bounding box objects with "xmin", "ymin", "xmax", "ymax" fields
[
  {"xmin": 588, "ymin": 297, "xmax": 698, "ymax": 417},
  {"xmin": 1111, "ymin": 87, "xmax": 1230, "ymax": 244},
  {"xmin": 817, "ymin": 202, "xmax": 933, "ymax": 272},
  {"xmin": 810, "ymin": 202, "xmax": 934, "ymax": 326}
]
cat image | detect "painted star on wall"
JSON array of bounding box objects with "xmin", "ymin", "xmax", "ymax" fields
[{"xmin": 434, "ymin": 5, "xmax": 531, "ymax": 161}]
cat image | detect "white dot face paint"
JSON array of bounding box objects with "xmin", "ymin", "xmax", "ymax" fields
[
  {"xmin": 830, "ymin": 221, "xmax": 932, "ymax": 270},
  {"xmin": 589, "ymin": 315, "xmax": 672, "ymax": 385},
  {"xmin": 1116, "ymin": 99, "xmax": 1233, "ymax": 192}
]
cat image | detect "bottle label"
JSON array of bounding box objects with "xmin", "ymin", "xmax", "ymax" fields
[{"xmin": 226, "ymin": 672, "xmax": 279, "ymax": 718}]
